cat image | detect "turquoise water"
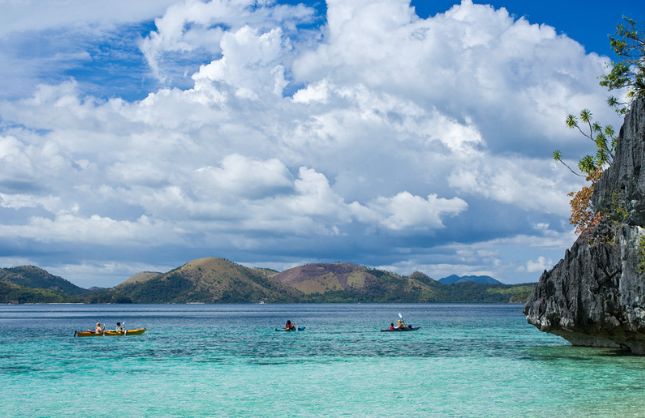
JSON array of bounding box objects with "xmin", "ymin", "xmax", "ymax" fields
[{"xmin": 1, "ymin": 304, "xmax": 644, "ymax": 417}]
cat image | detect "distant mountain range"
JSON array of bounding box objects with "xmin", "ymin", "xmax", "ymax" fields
[
  {"xmin": 0, "ymin": 258, "xmax": 535, "ymax": 304},
  {"xmin": 438, "ymin": 274, "xmax": 503, "ymax": 286}
]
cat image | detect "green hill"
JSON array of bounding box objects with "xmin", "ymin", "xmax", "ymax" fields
[
  {"xmin": 439, "ymin": 274, "xmax": 503, "ymax": 285},
  {"xmin": 0, "ymin": 259, "xmax": 535, "ymax": 304},
  {"xmin": 270, "ymin": 263, "xmax": 531, "ymax": 303},
  {"xmin": 271, "ymin": 263, "xmax": 441, "ymax": 303},
  {"xmin": 0, "ymin": 266, "xmax": 87, "ymax": 296},
  {"xmin": 0, "ymin": 277, "xmax": 70, "ymax": 303},
  {"xmin": 117, "ymin": 271, "xmax": 163, "ymax": 286},
  {"xmin": 112, "ymin": 258, "xmax": 300, "ymax": 303},
  {"xmin": 486, "ymin": 284, "xmax": 535, "ymax": 303}
]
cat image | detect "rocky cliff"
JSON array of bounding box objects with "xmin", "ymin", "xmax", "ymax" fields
[{"xmin": 525, "ymin": 98, "xmax": 645, "ymax": 354}]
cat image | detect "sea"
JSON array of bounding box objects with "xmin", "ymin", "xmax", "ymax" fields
[{"xmin": 1, "ymin": 304, "xmax": 644, "ymax": 417}]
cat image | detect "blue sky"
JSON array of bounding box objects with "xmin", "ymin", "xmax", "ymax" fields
[
  {"xmin": 7, "ymin": 0, "xmax": 640, "ymax": 101},
  {"xmin": 0, "ymin": 0, "xmax": 642, "ymax": 287}
]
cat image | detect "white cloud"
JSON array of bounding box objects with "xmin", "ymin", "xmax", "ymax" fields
[
  {"xmin": 0, "ymin": 256, "xmax": 35, "ymax": 268},
  {"xmin": 0, "ymin": 0, "xmax": 619, "ymax": 284},
  {"xmin": 366, "ymin": 192, "xmax": 467, "ymax": 230},
  {"xmin": 0, "ymin": 193, "xmax": 61, "ymax": 212},
  {"xmin": 45, "ymin": 260, "xmax": 176, "ymax": 288},
  {"xmin": 293, "ymin": 0, "xmax": 619, "ymax": 150},
  {"xmin": 0, "ymin": 0, "xmax": 177, "ymax": 38},
  {"xmin": 195, "ymin": 154, "xmax": 292, "ymax": 198},
  {"xmin": 522, "ymin": 255, "xmax": 553, "ymax": 273},
  {"xmin": 448, "ymin": 155, "xmax": 580, "ymax": 216},
  {"xmin": 0, "ymin": 213, "xmax": 178, "ymax": 246},
  {"xmin": 292, "ymin": 79, "xmax": 330, "ymax": 104},
  {"xmin": 140, "ymin": 0, "xmax": 315, "ymax": 81},
  {"xmin": 192, "ymin": 26, "xmax": 289, "ymax": 98}
]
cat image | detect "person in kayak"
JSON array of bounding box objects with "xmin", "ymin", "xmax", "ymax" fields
[
  {"xmin": 389, "ymin": 323, "xmax": 395, "ymax": 331},
  {"xmin": 115, "ymin": 322, "xmax": 125, "ymax": 332},
  {"xmin": 396, "ymin": 319, "xmax": 409, "ymax": 330},
  {"xmin": 95, "ymin": 322, "xmax": 104, "ymax": 334},
  {"xmin": 284, "ymin": 320, "xmax": 296, "ymax": 331}
]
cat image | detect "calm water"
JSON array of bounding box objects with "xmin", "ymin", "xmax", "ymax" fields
[{"xmin": 0, "ymin": 304, "xmax": 644, "ymax": 417}]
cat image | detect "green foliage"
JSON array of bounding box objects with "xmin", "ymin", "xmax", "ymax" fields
[
  {"xmin": 639, "ymin": 236, "xmax": 645, "ymax": 273},
  {"xmin": 0, "ymin": 279, "xmax": 72, "ymax": 303},
  {"xmin": 556, "ymin": 109, "xmax": 616, "ymax": 177},
  {"xmin": 554, "ymin": 17, "xmax": 641, "ymax": 234},
  {"xmin": 555, "ymin": 18, "xmax": 641, "ymax": 231},
  {"xmin": 118, "ymin": 274, "xmax": 193, "ymax": 303},
  {"xmin": 600, "ymin": 17, "xmax": 645, "ymax": 114},
  {"xmin": 486, "ymin": 285, "xmax": 535, "ymax": 303},
  {"xmin": 84, "ymin": 288, "xmax": 132, "ymax": 304},
  {"xmin": 555, "ymin": 108, "xmax": 615, "ymax": 234},
  {"xmin": 301, "ymin": 282, "xmax": 534, "ymax": 303},
  {"xmin": 0, "ymin": 266, "xmax": 537, "ymax": 304},
  {"xmin": 0, "ymin": 266, "xmax": 87, "ymax": 296},
  {"xmin": 610, "ymin": 191, "xmax": 629, "ymax": 223},
  {"xmin": 578, "ymin": 154, "xmax": 597, "ymax": 175}
]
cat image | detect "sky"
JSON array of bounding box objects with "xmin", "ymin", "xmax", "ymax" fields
[{"xmin": 0, "ymin": 0, "xmax": 642, "ymax": 287}]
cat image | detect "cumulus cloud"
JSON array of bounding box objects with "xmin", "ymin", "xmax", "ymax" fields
[
  {"xmin": 364, "ymin": 192, "xmax": 467, "ymax": 230},
  {"xmin": 140, "ymin": 0, "xmax": 315, "ymax": 81},
  {"xmin": 448, "ymin": 156, "xmax": 579, "ymax": 216},
  {"xmin": 0, "ymin": 0, "xmax": 620, "ymax": 285},
  {"xmin": 293, "ymin": 0, "xmax": 619, "ymax": 152},
  {"xmin": 521, "ymin": 255, "xmax": 553, "ymax": 273},
  {"xmin": 195, "ymin": 154, "xmax": 292, "ymax": 198},
  {"xmin": 192, "ymin": 26, "xmax": 289, "ymax": 99}
]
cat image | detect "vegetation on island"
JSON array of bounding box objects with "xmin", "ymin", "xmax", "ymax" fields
[
  {"xmin": 601, "ymin": 17, "xmax": 645, "ymax": 114},
  {"xmin": 639, "ymin": 235, "xmax": 645, "ymax": 273},
  {"xmin": 0, "ymin": 261, "xmax": 534, "ymax": 304},
  {"xmin": 0, "ymin": 278, "xmax": 71, "ymax": 304},
  {"xmin": 554, "ymin": 17, "xmax": 643, "ymax": 235}
]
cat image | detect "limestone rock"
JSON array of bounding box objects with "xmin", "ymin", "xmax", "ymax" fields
[{"xmin": 525, "ymin": 97, "xmax": 645, "ymax": 354}]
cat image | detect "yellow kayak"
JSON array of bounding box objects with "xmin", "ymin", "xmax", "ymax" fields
[{"xmin": 74, "ymin": 328, "xmax": 146, "ymax": 337}]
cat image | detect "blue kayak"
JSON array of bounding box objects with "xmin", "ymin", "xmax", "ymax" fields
[{"xmin": 275, "ymin": 327, "xmax": 306, "ymax": 332}]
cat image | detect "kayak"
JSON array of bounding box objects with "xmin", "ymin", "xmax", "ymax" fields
[
  {"xmin": 380, "ymin": 326, "xmax": 420, "ymax": 332},
  {"xmin": 74, "ymin": 328, "xmax": 146, "ymax": 337},
  {"xmin": 275, "ymin": 327, "xmax": 306, "ymax": 332}
]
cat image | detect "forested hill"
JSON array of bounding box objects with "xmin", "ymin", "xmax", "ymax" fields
[{"xmin": 0, "ymin": 259, "xmax": 534, "ymax": 304}]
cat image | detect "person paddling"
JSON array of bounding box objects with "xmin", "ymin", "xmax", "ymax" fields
[
  {"xmin": 95, "ymin": 322, "xmax": 104, "ymax": 334},
  {"xmin": 284, "ymin": 320, "xmax": 296, "ymax": 331}
]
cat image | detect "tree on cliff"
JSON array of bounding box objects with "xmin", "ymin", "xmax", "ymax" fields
[
  {"xmin": 554, "ymin": 17, "xmax": 643, "ymax": 234},
  {"xmin": 553, "ymin": 109, "xmax": 616, "ymax": 233},
  {"xmin": 601, "ymin": 17, "xmax": 645, "ymax": 114}
]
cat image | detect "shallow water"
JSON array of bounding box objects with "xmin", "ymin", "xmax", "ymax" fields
[{"xmin": 0, "ymin": 304, "xmax": 643, "ymax": 417}]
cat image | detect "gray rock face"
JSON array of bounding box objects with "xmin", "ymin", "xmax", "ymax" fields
[
  {"xmin": 525, "ymin": 97, "xmax": 645, "ymax": 354},
  {"xmin": 594, "ymin": 97, "xmax": 645, "ymax": 226}
]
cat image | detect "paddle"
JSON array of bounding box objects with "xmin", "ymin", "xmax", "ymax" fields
[{"xmin": 397, "ymin": 312, "xmax": 410, "ymax": 330}]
